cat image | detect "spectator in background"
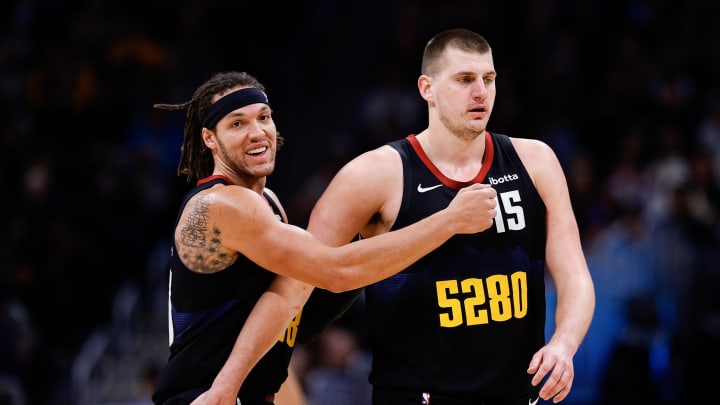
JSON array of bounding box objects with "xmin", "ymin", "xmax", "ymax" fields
[{"xmin": 303, "ymin": 326, "xmax": 372, "ymax": 405}]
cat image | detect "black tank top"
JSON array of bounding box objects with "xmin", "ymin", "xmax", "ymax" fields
[
  {"xmin": 365, "ymin": 132, "xmax": 547, "ymax": 398},
  {"xmin": 153, "ymin": 176, "xmax": 295, "ymax": 404}
]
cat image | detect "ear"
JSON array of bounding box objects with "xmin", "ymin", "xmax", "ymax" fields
[
  {"xmin": 201, "ymin": 127, "xmax": 217, "ymax": 150},
  {"xmin": 418, "ymin": 75, "xmax": 433, "ymax": 103}
]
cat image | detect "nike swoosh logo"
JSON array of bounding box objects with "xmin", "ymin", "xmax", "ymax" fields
[
  {"xmin": 417, "ymin": 183, "xmax": 443, "ymax": 193},
  {"xmin": 529, "ymin": 397, "xmax": 539, "ymax": 405}
]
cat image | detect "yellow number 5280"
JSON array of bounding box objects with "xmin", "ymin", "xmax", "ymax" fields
[{"xmin": 436, "ymin": 271, "xmax": 528, "ymax": 327}]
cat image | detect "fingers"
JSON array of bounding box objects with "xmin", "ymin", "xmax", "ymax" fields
[
  {"xmin": 450, "ymin": 184, "xmax": 498, "ymax": 233},
  {"xmin": 467, "ymin": 184, "xmax": 497, "ymax": 212},
  {"xmin": 528, "ymin": 353, "xmax": 548, "ymax": 387},
  {"xmin": 459, "ymin": 182, "xmax": 496, "ymax": 196},
  {"xmin": 482, "ymin": 187, "xmax": 497, "ymax": 229},
  {"xmin": 539, "ymin": 367, "xmax": 572, "ymax": 402},
  {"xmin": 528, "ymin": 351, "xmax": 574, "ymax": 403}
]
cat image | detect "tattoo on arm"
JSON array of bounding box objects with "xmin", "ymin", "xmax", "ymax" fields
[
  {"xmin": 180, "ymin": 195, "xmax": 211, "ymax": 248},
  {"xmin": 178, "ymin": 195, "xmax": 234, "ymax": 272}
]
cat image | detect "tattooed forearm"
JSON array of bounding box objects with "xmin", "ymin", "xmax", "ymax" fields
[{"xmin": 180, "ymin": 195, "xmax": 212, "ymax": 248}]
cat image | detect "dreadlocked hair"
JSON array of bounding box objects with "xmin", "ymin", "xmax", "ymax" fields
[{"xmin": 153, "ymin": 71, "xmax": 284, "ymax": 182}]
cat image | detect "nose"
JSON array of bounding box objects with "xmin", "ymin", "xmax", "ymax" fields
[
  {"xmin": 472, "ymin": 80, "xmax": 487, "ymax": 100},
  {"xmin": 247, "ymin": 119, "xmax": 265, "ymax": 139}
]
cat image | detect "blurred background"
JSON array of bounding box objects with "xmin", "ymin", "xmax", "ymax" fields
[{"xmin": 1, "ymin": 0, "xmax": 719, "ymax": 404}]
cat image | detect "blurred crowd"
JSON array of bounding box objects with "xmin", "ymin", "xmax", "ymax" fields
[{"xmin": 1, "ymin": 1, "xmax": 719, "ymax": 404}]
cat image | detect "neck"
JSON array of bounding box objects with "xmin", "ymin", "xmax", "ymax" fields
[{"xmin": 416, "ymin": 129, "xmax": 487, "ymax": 162}]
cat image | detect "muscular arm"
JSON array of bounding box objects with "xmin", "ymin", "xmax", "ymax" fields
[
  {"xmin": 514, "ymin": 138, "xmax": 595, "ymax": 403},
  {"xmin": 213, "ymin": 148, "xmax": 496, "ymax": 292},
  {"xmin": 192, "ymin": 147, "xmax": 497, "ymax": 404}
]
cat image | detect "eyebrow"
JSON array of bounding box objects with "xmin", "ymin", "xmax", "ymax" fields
[{"xmin": 225, "ymin": 105, "xmax": 271, "ymax": 118}]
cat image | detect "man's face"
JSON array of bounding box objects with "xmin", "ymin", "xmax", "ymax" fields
[
  {"xmin": 430, "ymin": 48, "xmax": 497, "ymax": 140},
  {"xmin": 211, "ymin": 101, "xmax": 278, "ymax": 180}
]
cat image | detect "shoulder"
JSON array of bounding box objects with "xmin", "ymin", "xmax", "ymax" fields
[
  {"xmin": 263, "ymin": 187, "xmax": 281, "ymax": 205},
  {"xmin": 333, "ymin": 144, "xmax": 402, "ymax": 181},
  {"xmin": 356, "ymin": 144, "xmax": 403, "ymax": 165},
  {"xmin": 203, "ymin": 183, "xmax": 263, "ymax": 204},
  {"xmin": 508, "ymin": 137, "xmax": 559, "ymax": 176},
  {"xmin": 263, "ymin": 187, "xmax": 289, "ymax": 223},
  {"xmin": 312, "ymin": 144, "xmax": 403, "ymax": 232},
  {"xmin": 187, "ymin": 184, "xmax": 270, "ymax": 221},
  {"xmin": 508, "ymin": 136, "xmax": 554, "ymax": 159},
  {"xmin": 507, "ymin": 136, "xmax": 570, "ymax": 205}
]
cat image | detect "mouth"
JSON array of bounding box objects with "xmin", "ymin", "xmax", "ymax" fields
[
  {"xmin": 468, "ymin": 107, "xmax": 487, "ymax": 120},
  {"xmin": 247, "ymin": 146, "xmax": 268, "ymax": 155}
]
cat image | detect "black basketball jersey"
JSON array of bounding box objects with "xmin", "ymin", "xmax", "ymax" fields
[
  {"xmin": 152, "ymin": 176, "xmax": 295, "ymax": 404},
  {"xmin": 365, "ymin": 132, "xmax": 547, "ymax": 398}
]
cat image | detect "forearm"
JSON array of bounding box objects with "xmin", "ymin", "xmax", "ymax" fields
[
  {"xmin": 545, "ymin": 214, "xmax": 595, "ymax": 353},
  {"xmin": 211, "ymin": 280, "xmax": 313, "ymax": 395},
  {"xmin": 328, "ymin": 209, "xmax": 456, "ymax": 291},
  {"xmin": 549, "ymin": 274, "xmax": 595, "ymax": 353}
]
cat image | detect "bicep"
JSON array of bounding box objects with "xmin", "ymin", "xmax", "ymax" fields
[
  {"xmin": 240, "ymin": 219, "xmax": 331, "ymax": 282},
  {"xmin": 216, "ymin": 189, "xmax": 331, "ymax": 284},
  {"xmin": 529, "ymin": 142, "xmax": 588, "ymax": 281}
]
